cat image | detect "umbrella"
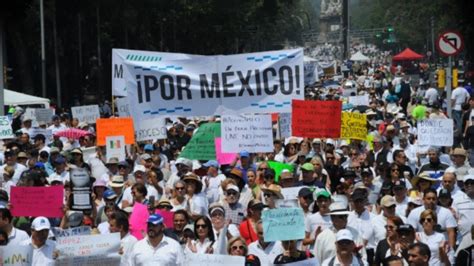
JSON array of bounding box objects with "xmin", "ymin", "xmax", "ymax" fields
[{"xmin": 54, "ymin": 128, "xmax": 91, "ymax": 139}]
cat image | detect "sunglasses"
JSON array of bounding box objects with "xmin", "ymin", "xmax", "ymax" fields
[
  {"xmin": 333, "ymin": 215, "xmax": 348, "ymax": 220},
  {"xmin": 337, "ymin": 240, "xmax": 353, "ymax": 245},
  {"xmin": 196, "ymin": 224, "xmax": 208, "ymax": 229},
  {"xmin": 175, "ymin": 187, "xmax": 185, "ymax": 191},
  {"xmin": 118, "ymin": 165, "xmax": 127, "ymax": 169},
  {"xmin": 391, "ymin": 169, "xmax": 400, "ymax": 172},
  {"xmin": 227, "ymin": 191, "xmax": 238, "ymax": 196},
  {"xmin": 258, "ymin": 168, "xmax": 268, "ymax": 171},
  {"xmin": 420, "ymin": 218, "xmax": 433, "ymax": 223},
  {"xmin": 231, "ymin": 245, "xmax": 245, "ymax": 251}
]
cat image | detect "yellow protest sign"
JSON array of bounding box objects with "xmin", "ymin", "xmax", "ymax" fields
[{"xmin": 341, "ymin": 112, "xmax": 367, "ymax": 140}]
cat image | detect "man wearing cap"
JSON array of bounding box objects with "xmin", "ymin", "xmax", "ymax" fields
[
  {"xmin": 201, "ymin": 160, "xmax": 226, "ymax": 203},
  {"xmin": 248, "ymin": 220, "xmax": 284, "ymax": 266},
  {"xmin": 297, "ymin": 163, "xmax": 324, "ymax": 188},
  {"xmin": 47, "ymin": 156, "xmax": 70, "ymax": 184},
  {"xmin": 222, "ymin": 183, "xmax": 246, "ymax": 225},
  {"xmin": 129, "ymin": 214, "xmax": 184, "ymax": 265},
  {"xmin": 304, "ymin": 190, "xmax": 333, "ymax": 248},
  {"xmin": 321, "ymin": 229, "xmax": 366, "ymax": 266},
  {"xmin": 233, "ymin": 150, "xmax": 255, "ymax": 184},
  {"xmin": 166, "ymin": 157, "xmax": 192, "ymax": 194},
  {"xmin": 20, "ymin": 216, "xmax": 56, "ymax": 265},
  {"xmin": 19, "ymin": 116, "xmax": 34, "ymax": 136},
  {"xmin": 314, "ymin": 201, "xmax": 366, "ymax": 263},
  {"xmin": 1, "ymin": 149, "xmax": 27, "ymax": 184},
  {"xmin": 0, "ymin": 208, "xmax": 29, "ymax": 246},
  {"xmin": 122, "ymin": 165, "xmax": 159, "ymax": 208},
  {"xmin": 449, "ymin": 148, "xmax": 470, "ymax": 182},
  {"xmin": 407, "ymin": 188, "xmax": 457, "ymax": 248},
  {"xmin": 453, "ymin": 175, "xmax": 474, "ymax": 241},
  {"xmin": 106, "ymin": 157, "xmax": 120, "ymax": 176},
  {"xmin": 372, "ymin": 195, "xmax": 406, "ymax": 245}
]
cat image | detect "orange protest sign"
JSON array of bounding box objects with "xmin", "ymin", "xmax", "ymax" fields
[{"xmin": 96, "ymin": 118, "xmax": 135, "ymax": 145}]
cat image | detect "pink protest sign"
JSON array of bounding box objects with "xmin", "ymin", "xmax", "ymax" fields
[
  {"xmin": 129, "ymin": 203, "xmax": 149, "ymax": 240},
  {"xmin": 155, "ymin": 210, "xmax": 174, "ymax": 229},
  {"xmin": 215, "ymin": 137, "xmax": 237, "ymax": 165},
  {"xmin": 11, "ymin": 186, "xmax": 64, "ymax": 218}
]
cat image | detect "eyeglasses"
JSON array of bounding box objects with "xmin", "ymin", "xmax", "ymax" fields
[
  {"xmin": 384, "ymin": 225, "xmax": 396, "ymax": 230},
  {"xmin": 420, "ymin": 218, "xmax": 433, "ymax": 223},
  {"xmin": 227, "ymin": 191, "xmax": 238, "ymax": 196},
  {"xmin": 175, "ymin": 187, "xmax": 185, "ymax": 191},
  {"xmin": 231, "ymin": 245, "xmax": 245, "ymax": 251},
  {"xmin": 196, "ymin": 224, "xmax": 208, "ymax": 229}
]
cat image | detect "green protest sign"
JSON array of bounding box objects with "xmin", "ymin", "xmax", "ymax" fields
[
  {"xmin": 179, "ymin": 123, "xmax": 221, "ymax": 160},
  {"xmin": 268, "ymin": 161, "xmax": 294, "ymax": 182}
]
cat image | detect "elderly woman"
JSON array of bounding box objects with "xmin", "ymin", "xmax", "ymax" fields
[
  {"xmin": 227, "ymin": 236, "xmax": 248, "ymax": 256},
  {"xmin": 416, "ymin": 209, "xmax": 453, "ymax": 266},
  {"xmin": 170, "ymin": 180, "xmax": 188, "ymax": 211}
]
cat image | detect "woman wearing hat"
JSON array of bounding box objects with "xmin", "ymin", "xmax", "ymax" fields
[
  {"xmin": 410, "ymin": 172, "xmax": 437, "ymax": 197},
  {"xmin": 183, "ymin": 173, "xmax": 208, "ymax": 220},
  {"xmin": 261, "ymin": 184, "xmax": 284, "ymax": 209}
]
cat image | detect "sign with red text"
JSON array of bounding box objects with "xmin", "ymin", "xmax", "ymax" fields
[
  {"xmin": 291, "ymin": 100, "xmax": 342, "ymax": 138},
  {"xmin": 10, "ymin": 186, "xmax": 64, "ymax": 218}
]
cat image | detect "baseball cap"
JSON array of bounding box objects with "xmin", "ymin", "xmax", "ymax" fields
[
  {"xmin": 118, "ymin": 160, "xmax": 129, "ymax": 168},
  {"xmin": 203, "ymin": 160, "xmax": 219, "ymax": 168},
  {"xmin": 326, "ymin": 139, "xmax": 335, "ymax": 146},
  {"xmin": 67, "ymin": 212, "xmax": 84, "ymax": 227},
  {"xmin": 148, "ymin": 214, "xmax": 164, "ymax": 225},
  {"xmin": 71, "ymin": 148, "xmax": 83, "ymax": 155},
  {"xmin": 31, "ymin": 217, "xmax": 51, "ymax": 231},
  {"xmin": 301, "ymin": 163, "xmax": 314, "ymax": 172},
  {"xmin": 298, "ymin": 187, "xmax": 313, "ymax": 199},
  {"xmin": 17, "ymin": 152, "xmax": 28, "ymax": 159},
  {"xmin": 361, "ymin": 167, "xmax": 372, "ymax": 176},
  {"xmin": 397, "ymin": 224, "xmax": 415, "ymax": 234},
  {"xmin": 104, "ymin": 189, "xmax": 117, "ymax": 199},
  {"xmin": 438, "ymin": 188, "xmax": 452, "ymax": 199},
  {"xmin": 50, "ymin": 147, "xmax": 60, "ymax": 154},
  {"xmin": 380, "ymin": 195, "xmax": 396, "ymax": 207},
  {"xmin": 239, "ymin": 151, "xmax": 250, "ymax": 158},
  {"xmin": 464, "ymin": 175, "xmax": 474, "ymax": 183},
  {"xmin": 144, "ymin": 144, "xmax": 154, "ymax": 151},
  {"xmin": 176, "ymin": 158, "xmax": 193, "ymax": 168},
  {"xmin": 393, "ymin": 180, "xmax": 407, "ymax": 190},
  {"xmin": 54, "ymin": 156, "xmax": 66, "ymax": 164},
  {"xmin": 336, "ymin": 229, "xmax": 354, "ymax": 242},
  {"xmin": 133, "ymin": 165, "xmax": 147, "ymax": 174},
  {"xmin": 140, "ymin": 154, "xmax": 152, "ymax": 161},
  {"xmin": 107, "ymin": 157, "xmax": 119, "ymax": 164},
  {"xmin": 316, "ymin": 190, "xmax": 331, "ymax": 199},
  {"xmin": 248, "ymin": 199, "xmax": 266, "ymax": 210}
]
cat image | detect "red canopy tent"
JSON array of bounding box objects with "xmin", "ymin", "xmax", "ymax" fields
[{"xmin": 392, "ymin": 48, "xmax": 424, "ymax": 61}]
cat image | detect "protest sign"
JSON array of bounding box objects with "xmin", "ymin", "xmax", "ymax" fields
[
  {"xmin": 129, "ymin": 203, "xmax": 149, "ymax": 240},
  {"xmin": 106, "ymin": 136, "xmax": 126, "ymax": 162},
  {"xmin": 55, "ymin": 233, "xmax": 120, "ymax": 266},
  {"xmin": 82, "ymin": 146, "xmax": 96, "ymax": 160},
  {"xmin": 348, "ymin": 94, "xmax": 370, "ymax": 106},
  {"xmin": 70, "ymin": 167, "xmax": 92, "ymax": 211},
  {"xmin": 268, "ymin": 161, "xmax": 294, "ymax": 182},
  {"xmin": 221, "ymin": 114, "xmax": 273, "ymax": 153},
  {"xmin": 89, "ymin": 157, "xmax": 109, "ymax": 179},
  {"xmin": 417, "ymin": 119, "xmax": 453, "ymax": 146},
  {"xmin": 10, "ymin": 186, "xmax": 63, "ymax": 217},
  {"xmin": 52, "ymin": 226, "xmax": 91, "ymax": 238},
  {"xmin": 136, "ymin": 117, "xmax": 167, "ymax": 142},
  {"xmin": 71, "ymin": 105, "xmax": 101, "ymax": 124},
  {"xmin": 24, "ymin": 108, "xmax": 39, "ymax": 127},
  {"xmin": 124, "ymin": 48, "xmax": 303, "ymax": 118},
  {"xmin": 281, "ymin": 186, "xmax": 306, "ymax": 201},
  {"xmin": 30, "ymin": 128, "xmax": 53, "ymax": 143},
  {"xmin": 0, "ymin": 116, "xmax": 14, "ymax": 139},
  {"xmin": 292, "ymin": 100, "xmax": 342, "ymax": 138},
  {"xmin": 0, "ymin": 244, "xmax": 33, "ymax": 266},
  {"xmin": 155, "ymin": 210, "xmax": 174, "ymax": 229},
  {"xmin": 115, "ymin": 97, "xmax": 131, "ymax": 117},
  {"xmin": 278, "ymin": 112, "xmax": 292, "ymax": 138},
  {"xmin": 214, "ymin": 137, "xmax": 236, "ymax": 165},
  {"xmin": 185, "ymin": 253, "xmax": 245, "ymax": 266},
  {"xmin": 340, "ymin": 112, "xmax": 367, "ymax": 140},
  {"xmin": 282, "ymin": 258, "xmax": 320, "ymax": 266},
  {"xmin": 179, "ymin": 123, "xmax": 221, "ymax": 160},
  {"xmin": 96, "ymin": 118, "xmax": 135, "ymax": 146},
  {"xmin": 262, "ymin": 207, "xmax": 305, "ymax": 242},
  {"xmin": 34, "ymin": 108, "xmax": 54, "ymax": 124},
  {"xmin": 112, "ymin": 48, "xmax": 203, "ymax": 96}
]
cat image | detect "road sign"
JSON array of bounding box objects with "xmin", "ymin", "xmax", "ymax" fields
[{"xmin": 436, "ymin": 31, "xmax": 464, "ymax": 56}]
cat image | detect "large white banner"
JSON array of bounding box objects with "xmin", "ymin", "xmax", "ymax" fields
[
  {"xmin": 221, "ymin": 114, "xmax": 273, "ymax": 153},
  {"xmin": 124, "ymin": 48, "xmax": 303, "ymax": 117},
  {"xmin": 417, "ymin": 119, "xmax": 453, "ymax": 146},
  {"xmin": 112, "ymin": 49, "xmax": 204, "ymax": 96}
]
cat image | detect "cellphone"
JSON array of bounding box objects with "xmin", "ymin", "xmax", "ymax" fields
[{"xmin": 148, "ymin": 196, "xmax": 155, "ymax": 210}]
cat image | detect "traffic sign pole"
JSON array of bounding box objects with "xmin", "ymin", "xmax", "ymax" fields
[{"xmin": 446, "ymin": 56, "xmax": 452, "ymax": 118}]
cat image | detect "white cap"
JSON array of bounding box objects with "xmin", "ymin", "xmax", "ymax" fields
[
  {"xmin": 176, "ymin": 157, "xmax": 193, "ymax": 168},
  {"xmin": 226, "ymin": 184, "xmax": 240, "ymax": 193},
  {"xmin": 31, "ymin": 216, "xmax": 51, "ymax": 231},
  {"xmin": 464, "ymin": 175, "xmax": 474, "ymax": 183},
  {"xmin": 326, "ymin": 139, "xmax": 335, "ymax": 146},
  {"xmin": 336, "ymin": 229, "xmax": 354, "ymax": 242},
  {"xmin": 133, "ymin": 165, "xmax": 147, "ymax": 174}
]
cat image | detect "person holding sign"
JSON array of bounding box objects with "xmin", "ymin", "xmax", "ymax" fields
[
  {"xmin": 20, "ymin": 217, "xmax": 56, "ymax": 265},
  {"xmin": 128, "ymin": 214, "xmax": 184, "ymax": 265}
]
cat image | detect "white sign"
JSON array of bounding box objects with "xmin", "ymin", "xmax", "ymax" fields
[
  {"xmin": 34, "ymin": 108, "xmax": 53, "ymax": 124},
  {"xmin": 115, "ymin": 97, "xmax": 131, "ymax": 117},
  {"xmin": 0, "ymin": 116, "xmax": 14, "ymax": 139},
  {"xmin": 283, "ymin": 258, "xmax": 320, "ymax": 266},
  {"xmin": 106, "ymin": 136, "xmax": 126, "ymax": 162},
  {"xmin": 24, "ymin": 108, "xmax": 39, "ymax": 127},
  {"xmin": 185, "ymin": 254, "xmax": 245, "ymax": 266},
  {"xmin": 55, "ymin": 233, "xmax": 121, "ymax": 266},
  {"xmin": 52, "ymin": 226, "xmax": 91, "ymax": 238},
  {"xmin": 348, "ymin": 94, "xmax": 370, "ymax": 106},
  {"xmin": 436, "ymin": 31, "xmax": 464, "ymax": 56},
  {"xmin": 221, "ymin": 114, "xmax": 273, "ymax": 153},
  {"xmin": 278, "ymin": 112, "xmax": 292, "ymax": 138},
  {"xmin": 124, "ymin": 48, "xmax": 304, "ymax": 117},
  {"xmin": 136, "ymin": 117, "xmax": 167, "ymax": 142},
  {"xmin": 30, "ymin": 128, "xmax": 53, "ymax": 144},
  {"xmin": 0, "ymin": 244, "xmax": 33, "ymax": 265},
  {"xmin": 281, "ymin": 186, "xmax": 306, "ymax": 200},
  {"xmin": 82, "ymin": 146, "xmax": 96, "ymax": 161},
  {"xmin": 417, "ymin": 119, "xmax": 453, "ymax": 146},
  {"xmin": 112, "ymin": 48, "xmax": 204, "ymax": 96},
  {"xmin": 71, "ymin": 105, "xmax": 100, "ymax": 124}
]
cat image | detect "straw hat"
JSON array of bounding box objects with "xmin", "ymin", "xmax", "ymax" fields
[
  {"xmin": 411, "ymin": 172, "xmax": 438, "ymax": 187},
  {"xmin": 182, "ymin": 172, "xmax": 203, "ymax": 193},
  {"xmin": 261, "ymin": 184, "xmax": 284, "ymax": 199}
]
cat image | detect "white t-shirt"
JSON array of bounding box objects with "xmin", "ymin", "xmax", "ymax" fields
[
  {"xmin": 202, "ymin": 174, "xmax": 226, "ymax": 204},
  {"xmin": 305, "ymin": 212, "xmax": 332, "ymax": 246},
  {"xmin": 425, "ymin": 88, "xmax": 439, "ymax": 104},
  {"xmin": 451, "ymin": 87, "xmax": 470, "ymax": 111},
  {"xmin": 416, "ymin": 231, "xmax": 451, "ymax": 266}
]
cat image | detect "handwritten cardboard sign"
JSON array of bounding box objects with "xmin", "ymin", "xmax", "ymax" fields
[
  {"xmin": 292, "ymin": 100, "xmax": 342, "ymax": 138},
  {"xmin": 96, "ymin": 118, "xmax": 135, "ymax": 146},
  {"xmin": 0, "ymin": 244, "xmax": 33, "ymax": 265},
  {"xmin": 348, "ymin": 94, "xmax": 369, "ymax": 106},
  {"xmin": 34, "ymin": 108, "xmax": 54, "ymax": 124},
  {"xmin": 214, "ymin": 137, "xmax": 236, "ymax": 165},
  {"xmin": 262, "ymin": 207, "xmax": 305, "ymax": 242},
  {"xmin": 179, "ymin": 123, "xmax": 221, "ymax": 160},
  {"xmin": 10, "ymin": 186, "xmax": 64, "ymax": 218},
  {"xmin": 55, "ymin": 233, "xmax": 120, "ymax": 265},
  {"xmin": 71, "ymin": 105, "xmax": 101, "ymax": 124},
  {"xmin": 52, "ymin": 226, "xmax": 91, "ymax": 238},
  {"xmin": 221, "ymin": 114, "xmax": 273, "ymax": 153},
  {"xmin": 278, "ymin": 112, "xmax": 292, "ymax": 138},
  {"xmin": 417, "ymin": 119, "xmax": 453, "ymax": 146},
  {"xmin": 184, "ymin": 254, "xmax": 245, "ymax": 266},
  {"xmin": 135, "ymin": 117, "xmax": 167, "ymax": 142},
  {"xmin": 0, "ymin": 116, "xmax": 14, "ymax": 139},
  {"xmin": 340, "ymin": 112, "xmax": 367, "ymax": 140}
]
